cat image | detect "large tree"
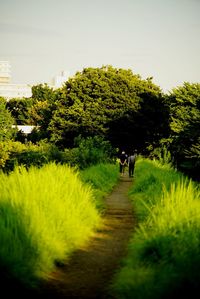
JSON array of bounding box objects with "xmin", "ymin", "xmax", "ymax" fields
[{"xmin": 49, "ymin": 66, "xmax": 167, "ymax": 150}]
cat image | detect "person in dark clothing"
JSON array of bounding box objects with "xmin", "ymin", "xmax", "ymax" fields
[
  {"xmin": 119, "ymin": 151, "xmax": 127, "ymax": 175},
  {"xmin": 128, "ymin": 150, "xmax": 137, "ymax": 177}
]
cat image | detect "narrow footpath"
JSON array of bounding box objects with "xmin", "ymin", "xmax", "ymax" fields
[{"xmin": 38, "ymin": 175, "xmax": 136, "ymax": 299}]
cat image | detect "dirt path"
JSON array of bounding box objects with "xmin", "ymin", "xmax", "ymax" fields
[
  {"xmin": 6, "ymin": 175, "xmax": 135, "ymax": 298},
  {"xmin": 37, "ymin": 175, "xmax": 136, "ymax": 299}
]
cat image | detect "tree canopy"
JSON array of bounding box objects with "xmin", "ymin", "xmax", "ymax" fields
[
  {"xmin": 165, "ymin": 82, "xmax": 200, "ymax": 179},
  {"xmin": 48, "ymin": 66, "xmax": 167, "ymax": 150},
  {"xmin": 6, "ymin": 98, "xmax": 33, "ymax": 125}
]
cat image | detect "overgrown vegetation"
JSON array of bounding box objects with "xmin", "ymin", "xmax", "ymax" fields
[
  {"xmin": 1, "ymin": 66, "xmax": 199, "ymax": 180},
  {"xmin": 0, "ymin": 162, "xmax": 119, "ymax": 287},
  {"xmin": 112, "ymin": 158, "xmax": 200, "ymax": 299},
  {"xmin": 0, "ymin": 65, "xmax": 199, "ymax": 295},
  {"xmin": 0, "ymin": 136, "xmax": 114, "ymax": 172}
]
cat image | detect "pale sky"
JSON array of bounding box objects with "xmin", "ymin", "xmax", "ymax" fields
[{"xmin": 0, "ymin": 0, "xmax": 199, "ymax": 93}]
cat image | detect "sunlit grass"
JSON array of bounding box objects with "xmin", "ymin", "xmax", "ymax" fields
[
  {"xmin": 128, "ymin": 157, "xmax": 187, "ymax": 221},
  {"xmin": 112, "ymin": 158, "xmax": 200, "ymax": 299},
  {"xmin": 80, "ymin": 163, "xmax": 119, "ymax": 211},
  {"xmin": 0, "ymin": 163, "xmax": 119, "ymax": 287},
  {"xmin": 0, "ymin": 162, "xmax": 119, "ymax": 287}
]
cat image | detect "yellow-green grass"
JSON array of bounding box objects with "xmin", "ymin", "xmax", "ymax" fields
[
  {"xmin": 80, "ymin": 163, "xmax": 119, "ymax": 211},
  {"xmin": 112, "ymin": 158, "xmax": 200, "ymax": 299},
  {"xmin": 0, "ymin": 163, "xmax": 104, "ymax": 287},
  {"xmin": 0, "ymin": 162, "xmax": 119, "ymax": 288},
  {"xmin": 128, "ymin": 158, "xmax": 187, "ymax": 221}
]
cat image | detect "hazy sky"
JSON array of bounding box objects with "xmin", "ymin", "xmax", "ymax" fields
[{"xmin": 0, "ymin": 0, "xmax": 199, "ymax": 93}]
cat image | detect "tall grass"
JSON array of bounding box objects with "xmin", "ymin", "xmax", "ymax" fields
[
  {"xmin": 0, "ymin": 162, "xmax": 119, "ymax": 288},
  {"xmin": 80, "ymin": 163, "xmax": 119, "ymax": 211},
  {"xmin": 0, "ymin": 163, "xmax": 116, "ymax": 287},
  {"xmin": 112, "ymin": 158, "xmax": 200, "ymax": 299},
  {"xmin": 128, "ymin": 158, "xmax": 187, "ymax": 222}
]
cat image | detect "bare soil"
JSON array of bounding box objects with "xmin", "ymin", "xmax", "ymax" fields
[{"xmin": 4, "ymin": 175, "xmax": 136, "ymax": 299}]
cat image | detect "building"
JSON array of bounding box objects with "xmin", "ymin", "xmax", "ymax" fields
[
  {"xmin": 0, "ymin": 61, "xmax": 70, "ymax": 99},
  {"xmin": 0, "ymin": 61, "xmax": 32, "ymax": 100},
  {"xmin": 11, "ymin": 125, "xmax": 35, "ymax": 134},
  {"xmin": 52, "ymin": 70, "xmax": 69, "ymax": 88},
  {"xmin": 0, "ymin": 61, "xmax": 11, "ymax": 83},
  {"xmin": 0, "ymin": 83, "xmax": 32, "ymax": 99}
]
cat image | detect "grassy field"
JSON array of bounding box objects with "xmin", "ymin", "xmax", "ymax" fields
[
  {"xmin": 0, "ymin": 162, "xmax": 119, "ymax": 288},
  {"xmin": 112, "ymin": 158, "xmax": 200, "ymax": 299}
]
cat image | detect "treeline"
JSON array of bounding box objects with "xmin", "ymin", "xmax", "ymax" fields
[{"xmin": 0, "ymin": 65, "xmax": 199, "ymax": 179}]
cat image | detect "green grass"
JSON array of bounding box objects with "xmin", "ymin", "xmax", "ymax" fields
[
  {"xmin": 80, "ymin": 163, "xmax": 119, "ymax": 211},
  {"xmin": 128, "ymin": 158, "xmax": 188, "ymax": 222},
  {"xmin": 112, "ymin": 158, "xmax": 200, "ymax": 299},
  {"xmin": 0, "ymin": 162, "xmax": 119, "ymax": 287}
]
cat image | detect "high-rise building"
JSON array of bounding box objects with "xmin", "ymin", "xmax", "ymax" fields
[
  {"xmin": 0, "ymin": 61, "xmax": 70, "ymax": 100},
  {"xmin": 0, "ymin": 61, "xmax": 32, "ymax": 100}
]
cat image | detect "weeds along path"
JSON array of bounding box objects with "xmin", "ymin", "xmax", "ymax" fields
[{"xmin": 36, "ymin": 175, "xmax": 136, "ymax": 299}]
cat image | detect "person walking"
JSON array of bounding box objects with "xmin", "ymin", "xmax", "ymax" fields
[
  {"xmin": 119, "ymin": 151, "xmax": 127, "ymax": 176},
  {"xmin": 128, "ymin": 149, "xmax": 137, "ymax": 177}
]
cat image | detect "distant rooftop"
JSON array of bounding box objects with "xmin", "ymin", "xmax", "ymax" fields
[{"xmin": 12, "ymin": 125, "xmax": 35, "ymax": 134}]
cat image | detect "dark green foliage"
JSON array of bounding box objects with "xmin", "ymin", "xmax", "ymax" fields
[
  {"xmin": 135, "ymin": 92, "xmax": 170, "ymax": 153},
  {"xmin": 1, "ymin": 141, "xmax": 67, "ymax": 172},
  {"xmin": 0, "ymin": 97, "xmax": 16, "ymax": 141},
  {"xmin": 139, "ymin": 234, "xmax": 175, "ymax": 265},
  {"xmin": 6, "ymin": 98, "xmax": 34, "ymax": 125},
  {"xmin": 69, "ymin": 135, "xmax": 115, "ymax": 169},
  {"xmin": 48, "ymin": 66, "xmax": 166, "ymax": 150},
  {"xmin": 166, "ymin": 82, "xmax": 200, "ymax": 180},
  {"xmin": 27, "ymin": 83, "xmax": 58, "ymax": 140},
  {"xmin": 5, "ymin": 150, "xmax": 48, "ymax": 171},
  {"xmin": 31, "ymin": 83, "xmax": 56, "ymax": 104},
  {"xmin": 1, "ymin": 136, "xmax": 114, "ymax": 172}
]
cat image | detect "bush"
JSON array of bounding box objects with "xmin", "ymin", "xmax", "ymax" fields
[
  {"xmin": 70, "ymin": 135, "xmax": 115, "ymax": 169},
  {"xmin": 1, "ymin": 141, "xmax": 67, "ymax": 172}
]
